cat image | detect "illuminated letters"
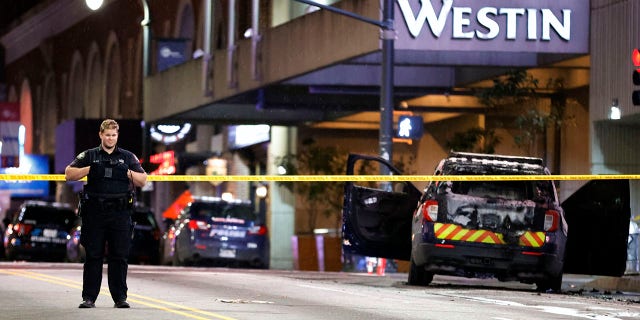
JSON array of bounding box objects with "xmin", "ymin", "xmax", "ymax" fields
[{"xmin": 397, "ymin": 0, "xmax": 572, "ymax": 41}]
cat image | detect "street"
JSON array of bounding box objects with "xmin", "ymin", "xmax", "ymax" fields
[{"xmin": 0, "ymin": 262, "xmax": 638, "ymax": 320}]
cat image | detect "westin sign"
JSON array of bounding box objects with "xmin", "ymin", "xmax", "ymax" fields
[{"xmin": 395, "ymin": 0, "xmax": 589, "ymax": 54}]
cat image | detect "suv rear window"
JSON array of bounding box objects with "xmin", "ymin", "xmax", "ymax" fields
[
  {"xmin": 189, "ymin": 202, "xmax": 256, "ymax": 221},
  {"xmin": 20, "ymin": 206, "xmax": 76, "ymax": 229},
  {"xmin": 450, "ymin": 181, "xmax": 532, "ymax": 201}
]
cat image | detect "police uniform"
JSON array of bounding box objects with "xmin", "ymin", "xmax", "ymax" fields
[{"xmin": 69, "ymin": 145, "xmax": 144, "ymax": 305}]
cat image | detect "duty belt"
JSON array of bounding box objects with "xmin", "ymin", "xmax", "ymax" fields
[
  {"xmin": 81, "ymin": 192, "xmax": 134, "ymax": 212},
  {"xmin": 83, "ymin": 192, "xmax": 130, "ymax": 199}
]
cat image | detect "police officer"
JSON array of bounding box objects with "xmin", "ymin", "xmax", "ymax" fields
[{"xmin": 65, "ymin": 119, "xmax": 147, "ymax": 309}]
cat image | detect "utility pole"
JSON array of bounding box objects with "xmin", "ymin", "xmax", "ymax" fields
[{"xmin": 292, "ymin": 0, "xmax": 395, "ymax": 173}]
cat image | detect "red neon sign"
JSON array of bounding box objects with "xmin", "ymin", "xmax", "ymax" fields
[{"xmin": 149, "ymin": 150, "xmax": 176, "ymax": 175}]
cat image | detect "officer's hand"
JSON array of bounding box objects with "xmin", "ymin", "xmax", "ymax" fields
[
  {"xmin": 112, "ymin": 162, "xmax": 130, "ymax": 180},
  {"xmin": 88, "ymin": 162, "xmax": 105, "ymax": 179},
  {"xmin": 115, "ymin": 162, "xmax": 129, "ymax": 172}
]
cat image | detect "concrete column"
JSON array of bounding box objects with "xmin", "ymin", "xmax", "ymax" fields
[{"xmin": 267, "ymin": 126, "xmax": 296, "ymax": 269}]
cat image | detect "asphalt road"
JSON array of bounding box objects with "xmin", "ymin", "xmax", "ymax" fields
[{"xmin": 0, "ymin": 262, "xmax": 639, "ymax": 320}]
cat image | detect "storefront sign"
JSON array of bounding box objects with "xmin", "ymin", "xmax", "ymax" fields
[
  {"xmin": 0, "ymin": 154, "xmax": 49, "ymax": 198},
  {"xmin": 0, "ymin": 102, "xmax": 21, "ymax": 168},
  {"xmin": 396, "ymin": 0, "xmax": 588, "ymax": 54},
  {"xmin": 228, "ymin": 125, "xmax": 270, "ymax": 150},
  {"xmin": 149, "ymin": 150, "xmax": 176, "ymax": 175},
  {"xmin": 150, "ymin": 123, "xmax": 192, "ymax": 145}
]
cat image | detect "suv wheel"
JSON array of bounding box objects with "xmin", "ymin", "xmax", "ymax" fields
[
  {"xmin": 5, "ymin": 248, "xmax": 14, "ymax": 261},
  {"xmin": 408, "ymin": 256, "xmax": 433, "ymax": 286},
  {"xmin": 535, "ymin": 274, "xmax": 562, "ymax": 293}
]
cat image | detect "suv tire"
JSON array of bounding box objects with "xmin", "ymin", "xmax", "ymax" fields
[
  {"xmin": 535, "ymin": 274, "xmax": 562, "ymax": 293},
  {"xmin": 408, "ymin": 256, "xmax": 433, "ymax": 286}
]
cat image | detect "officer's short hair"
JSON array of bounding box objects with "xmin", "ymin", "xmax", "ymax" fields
[{"xmin": 100, "ymin": 119, "xmax": 119, "ymax": 133}]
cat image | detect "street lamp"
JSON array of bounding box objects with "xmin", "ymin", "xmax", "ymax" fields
[
  {"xmin": 85, "ymin": 0, "xmax": 104, "ymax": 11},
  {"xmin": 292, "ymin": 0, "xmax": 395, "ymax": 174}
]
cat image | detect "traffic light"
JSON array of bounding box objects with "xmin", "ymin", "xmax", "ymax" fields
[
  {"xmin": 634, "ymin": 70, "xmax": 640, "ymax": 105},
  {"xmin": 632, "ymin": 49, "xmax": 640, "ymax": 105}
]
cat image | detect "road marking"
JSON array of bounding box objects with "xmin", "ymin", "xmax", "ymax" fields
[
  {"xmin": 435, "ymin": 292, "xmax": 638, "ymax": 320},
  {"xmin": 216, "ymin": 298, "xmax": 274, "ymax": 304},
  {"xmin": 0, "ymin": 269, "xmax": 238, "ymax": 320},
  {"xmin": 297, "ymin": 283, "xmax": 372, "ymax": 297}
]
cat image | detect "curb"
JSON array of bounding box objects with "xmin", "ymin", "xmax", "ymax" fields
[{"xmin": 581, "ymin": 275, "xmax": 640, "ymax": 294}]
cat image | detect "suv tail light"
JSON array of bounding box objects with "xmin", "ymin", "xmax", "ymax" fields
[
  {"xmin": 188, "ymin": 219, "xmax": 209, "ymax": 231},
  {"xmin": 422, "ymin": 200, "xmax": 438, "ymax": 222},
  {"xmin": 152, "ymin": 229, "xmax": 161, "ymax": 241},
  {"xmin": 13, "ymin": 223, "xmax": 34, "ymax": 235},
  {"xmin": 248, "ymin": 225, "xmax": 267, "ymax": 236},
  {"xmin": 543, "ymin": 210, "xmax": 559, "ymax": 232}
]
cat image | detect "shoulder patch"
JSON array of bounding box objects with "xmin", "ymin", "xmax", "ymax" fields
[{"xmin": 77, "ymin": 151, "xmax": 86, "ymax": 160}]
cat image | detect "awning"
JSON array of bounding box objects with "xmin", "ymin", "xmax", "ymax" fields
[{"xmin": 162, "ymin": 189, "xmax": 193, "ymax": 219}]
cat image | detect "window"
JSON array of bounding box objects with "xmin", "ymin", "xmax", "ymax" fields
[{"xmin": 190, "ymin": 202, "xmax": 256, "ymax": 221}]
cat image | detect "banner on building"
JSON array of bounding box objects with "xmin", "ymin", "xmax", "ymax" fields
[
  {"xmin": 156, "ymin": 38, "xmax": 188, "ymax": 72},
  {"xmin": 0, "ymin": 102, "xmax": 20, "ymax": 168}
]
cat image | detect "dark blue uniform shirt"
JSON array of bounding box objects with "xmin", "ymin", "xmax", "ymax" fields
[{"xmin": 69, "ymin": 145, "xmax": 144, "ymax": 194}]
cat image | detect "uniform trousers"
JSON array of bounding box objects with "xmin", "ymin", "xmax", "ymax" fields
[{"xmin": 80, "ymin": 203, "xmax": 132, "ymax": 303}]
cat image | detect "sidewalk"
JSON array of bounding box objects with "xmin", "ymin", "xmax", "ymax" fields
[{"xmin": 564, "ymin": 273, "xmax": 640, "ymax": 294}]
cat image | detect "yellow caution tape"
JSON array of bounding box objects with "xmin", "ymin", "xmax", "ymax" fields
[
  {"xmin": 0, "ymin": 174, "xmax": 68, "ymax": 181},
  {"xmin": 1, "ymin": 174, "xmax": 640, "ymax": 182}
]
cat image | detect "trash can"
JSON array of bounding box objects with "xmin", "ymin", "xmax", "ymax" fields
[{"xmin": 626, "ymin": 220, "xmax": 640, "ymax": 274}]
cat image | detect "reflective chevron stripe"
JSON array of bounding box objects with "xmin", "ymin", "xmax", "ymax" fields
[
  {"xmin": 519, "ymin": 231, "xmax": 546, "ymax": 247},
  {"xmin": 433, "ymin": 223, "xmax": 545, "ymax": 247}
]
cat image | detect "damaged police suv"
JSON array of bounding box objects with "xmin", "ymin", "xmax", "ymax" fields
[{"xmin": 342, "ymin": 152, "xmax": 568, "ymax": 292}]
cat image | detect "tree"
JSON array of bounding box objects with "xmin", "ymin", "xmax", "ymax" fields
[
  {"xmin": 275, "ymin": 138, "xmax": 351, "ymax": 233},
  {"xmin": 473, "ymin": 69, "xmax": 573, "ymax": 158},
  {"xmin": 275, "ymin": 138, "xmax": 410, "ymax": 233},
  {"xmin": 446, "ymin": 127, "xmax": 501, "ymax": 154}
]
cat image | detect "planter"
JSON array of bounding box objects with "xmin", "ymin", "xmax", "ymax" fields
[{"xmin": 291, "ymin": 234, "xmax": 343, "ymax": 271}]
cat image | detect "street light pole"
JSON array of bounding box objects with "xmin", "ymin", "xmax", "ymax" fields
[
  {"xmin": 379, "ymin": 0, "xmax": 394, "ymax": 175},
  {"xmin": 141, "ymin": 0, "xmax": 151, "ymax": 78},
  {"xmin": 140, "ymin": 0, "xmax": 151, "ymax": 174},
  {"xmin": 292, "ymin": 0, "xmax": 395, "ymax": 173}
]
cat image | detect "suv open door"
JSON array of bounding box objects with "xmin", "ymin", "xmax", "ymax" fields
[
  {"xmin": 562, "ymin": 179, "xmax": 630, "ymax": 277},
  {"xmin": 342, "ymin": 154, "xmax": 420, "ymax": 260}
]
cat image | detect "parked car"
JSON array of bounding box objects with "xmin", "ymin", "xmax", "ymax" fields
[
  {"xmin": 0, "ymin": 215, "xmax": 8, "ymax": 259},
  {"xmin": 4, "ymin": 200, "xmax": 76, "ymax": 261},
  {"xmin": 343, "ymin": 152, "xmax": 569, "ymax": 291},
  {"xmin": 159, "ymin": 220, "xmax": 176, "ymax": 266},
  {"xmin": 129, "ymin": 204, "xmax": 162, "ymax": 264},
  {"xmin": 65, "ymin": 223, "xmax": 83, "ymax": 263},
  {"xmin": 160, "ymin": 196, "xmax": 269, "ymax": 268},
  {"xmin": 66, "ymin": 203, "xmax": 161, "ymax": 264}
]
